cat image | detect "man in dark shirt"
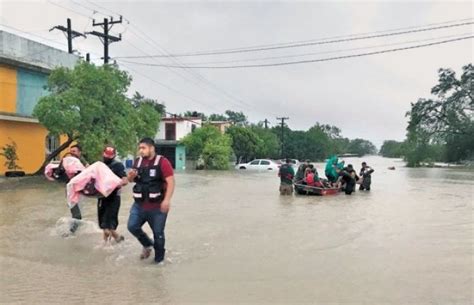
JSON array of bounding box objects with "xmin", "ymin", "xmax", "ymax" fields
[
  {"xmin": 359, "ymin": 162, "xmax": 374, "ymax": 191},
  {"xmin": 278, "ymin": 158, "xmax": 295, "ymax": 195},
  {"xmin": 98, "ymin": 146, "xmax": 128, "ymax": 244},
  {"xmin": 127, "ymin": 138, "xmax": 175, "ymax": 264},
  {"xmin": 340, "ymin": 164, "xmax": 359, "ymax": 195}
]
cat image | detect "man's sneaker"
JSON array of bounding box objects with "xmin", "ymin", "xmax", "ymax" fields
[{"xmin": 140, "ymin": 247, "xmax": 152, "ymax": 260}]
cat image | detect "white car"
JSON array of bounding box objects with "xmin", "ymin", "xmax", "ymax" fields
[{"xmin": 235, "ymin": 159, "xmax": 280, "ymax": 171}]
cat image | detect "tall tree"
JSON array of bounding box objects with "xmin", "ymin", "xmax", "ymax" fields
[
  {"xmin": 405, "ymin": 64, "xmax": 473, "ymax": 166},
  {"xmin": 33, "ymin": 61, "xmax": 160, "ymax": 173}
]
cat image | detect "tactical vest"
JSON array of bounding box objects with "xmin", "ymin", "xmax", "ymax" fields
[{"xmin": 132, "ymin": 155, "xmax": 165, "ymax": 204}]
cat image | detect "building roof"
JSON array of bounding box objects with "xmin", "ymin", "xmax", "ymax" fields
[{"xmin": 0, "ymin": 31, "xmax": 79, "ymax": 73}]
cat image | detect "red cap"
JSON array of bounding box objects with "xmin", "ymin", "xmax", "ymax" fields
[{"xmin": 103, "ymin": 146, "xmax": 116, "ymax": 158}]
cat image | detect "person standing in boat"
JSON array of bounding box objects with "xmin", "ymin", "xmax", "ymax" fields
[
  {"xmin": 359, "ymin": 162, "xmax": 374, "ymax": 191},
  {"xmin": 278, "ymin": 158, "xmax": 295, "ymax": 195}
]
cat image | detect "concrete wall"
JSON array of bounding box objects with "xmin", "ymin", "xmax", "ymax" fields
[
  {"xmin": 0, "ymin": 120, "xmax": 48, "ymax": 174},
  {"xmin": 0, "ymin": 31, "xmax": 78, "ymax": 72}
]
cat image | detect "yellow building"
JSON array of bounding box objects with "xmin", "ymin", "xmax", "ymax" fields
[{"xmin": 0, "ymin": 31, "xmax": 78, "ymax": 175}]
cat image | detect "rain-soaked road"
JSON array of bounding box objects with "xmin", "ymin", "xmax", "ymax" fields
[{"xmin": 0, "ymin": 156, "xmax": 472, "ymax": 304}]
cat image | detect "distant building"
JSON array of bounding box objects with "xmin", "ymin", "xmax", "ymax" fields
[
  {"xmin": 0, "ymin": 31, "xmax": 79, "ymax": 175},
  {"xmin": 209, "ymin": 120, "xmax": 232, "ymax": 134},
  {"xmin": 155, "ymin": 117, "xmax": 202, "ymax": 170}
]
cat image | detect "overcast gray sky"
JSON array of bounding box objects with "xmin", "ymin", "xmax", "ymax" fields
[{"xmin": 1, "ymin": 0, "xmax": 473, "ymax": 147}]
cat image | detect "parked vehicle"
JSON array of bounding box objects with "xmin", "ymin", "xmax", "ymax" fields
[
  {"xmin": 235, "ymin": 159, "xmax": 280, "ymax": 171},
  {"xmin": 279, "ymin": 159, "xmax": 300, "ymax": 168}
]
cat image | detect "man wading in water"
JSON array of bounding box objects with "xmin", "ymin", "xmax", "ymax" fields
[
  {"xmin": 127, "ymin": 138, "xmax": 175, "ymax": 264},
  {"xmin": 98, "ymin": 146, "xmax": 128, "ymax": 244}
]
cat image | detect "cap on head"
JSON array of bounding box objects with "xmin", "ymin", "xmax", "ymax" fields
[{"xmin": 103, "ymin": 146, "xmax": 116, "ymax": 158}]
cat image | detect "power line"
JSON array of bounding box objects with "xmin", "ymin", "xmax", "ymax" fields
[
  {"xmin": 153, "ymin": 17, "xmax": 474, "ymax": 56},
  {"xmin": 80, "ymin": 1, "xmax": 257, "ymax": 112},
  {"xmin": 170, "ymin": 32, "xmax": 471, "ymax": 66},
  {"xmin": 118, "ymin": 61, "xmax": 222, "ymax": 112},
  {"xmin": 118, "ymin": 35, "xmax": 474, "ymax": 69},
  {"xmin": 114, "ymin": 20, "xmax": 474, "ymax": 59}
]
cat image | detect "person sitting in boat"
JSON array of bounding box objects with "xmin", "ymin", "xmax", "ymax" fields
[
  {"xmin": 295, "ymin": 159, "xmax": 310, "ymax": 183},
  {"xmin": 304, "ymin": 165, "xmax": 326, "ymax": 188},
  {"xmin": 359, "ymin": 162, "xmax": 374, "ymax": 191}
]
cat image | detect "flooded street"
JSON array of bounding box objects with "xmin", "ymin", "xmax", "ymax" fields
[{"xmin": 0, "ymin": 156, "xmax": 472, "ymax": 304}]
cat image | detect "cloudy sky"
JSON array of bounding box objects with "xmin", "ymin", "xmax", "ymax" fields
[{"xmin": 1, "ymin": 0, "xmax": 473, "ymax": 147}]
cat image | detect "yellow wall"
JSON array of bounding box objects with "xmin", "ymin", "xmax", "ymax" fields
[
  {"xmin": 0, "ymin": 120, "xmax": 48, "ymax": 174},
  {"xmin": 0, "ymin": 65, "xmax": 17, "ymax": 113}
]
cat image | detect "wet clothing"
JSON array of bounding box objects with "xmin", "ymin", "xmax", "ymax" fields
[
  {"xmin": 97, "ymin": 160, "xmax": 126, "ymax": 230},
  {"xmin": 340, "ymin": 167, "xmax": 359, "ymax": 195},
  {"xmin": 69, "ymin": 204, "xmax": 82, "ymax": 233},
  {"xmin": 279, "ymin": 184, "xmax": 293, "ymax": 195},
  {"xmin": 359, "ymin": 166, "xmax": 374, "ymax": 191},
  {"xmin": 128, "ymin": 154, "xmax": 174, "ymax": 263},
  {"xmin": 279, "ymin": 164, "xmax": 295, "ymax": 185}
]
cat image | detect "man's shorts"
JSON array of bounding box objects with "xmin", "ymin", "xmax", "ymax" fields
[{"xmin": 98, "ymin": 195, "xmax": 121, "ymax": 230}]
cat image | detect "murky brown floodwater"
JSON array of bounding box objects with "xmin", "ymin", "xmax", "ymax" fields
[{"xmin": 0, "ymin": 156, "xmax": 472, "ymax": 304}]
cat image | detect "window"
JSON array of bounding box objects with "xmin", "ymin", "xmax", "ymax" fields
[
  {"xmin": 165, "ymin": 123, "xmax": 176, "ymax": 140},
  {"xmin": 45, "ymin": 134, "xmax": 60, "ymax": 160},
  {"xmin": 250, "ymin": 160, "xmax": 260, "ymax": 165},
  {"xmin": 260, "ymin": 160, "xmax": 270, "ymax": 165}
]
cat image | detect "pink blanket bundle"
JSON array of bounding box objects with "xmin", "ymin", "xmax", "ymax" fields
[
  {"xmin": 44, "ymin": 156, "xmax": 85, "ymax": 181},
  {"xmin": 66, "ymin": 161, "xmax": 122, "ymax": 207}
]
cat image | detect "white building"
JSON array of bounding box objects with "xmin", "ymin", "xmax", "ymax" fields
[{"xmin": 156, "ymin": 117, "xmax": 202, "ymax": 141}]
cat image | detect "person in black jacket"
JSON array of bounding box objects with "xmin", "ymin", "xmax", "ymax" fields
[
  {"xmin": 359, "ymin": 162, "xmax": 374, "ymax": 191},
  {"xmin": 97, "ymin": 146, "xmax": 128, "ymax": 244},
  {"xmin": 340, "ymin": 164, "xmax": 359, "ymax": 195}
]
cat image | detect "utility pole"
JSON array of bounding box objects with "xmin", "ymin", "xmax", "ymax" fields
[
  {"xmin": 87, "ymin": 16, "xmax": 122, "ymax": 64},
  {"xmin": 49, "ymin": 18, "xmax": 85, "ymax": 54},
  {"xmin": 263, "ymin": 118, "xmax": 269, "ymax": 129},
  {"xmin": 277, "ymin": 117, "xmax": 289, "ymax": 158}
]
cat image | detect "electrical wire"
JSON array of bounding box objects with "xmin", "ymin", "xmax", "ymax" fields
[
  {"xmin": 118, "ymin": 35, "xmax": 474, "ymax": 69},
  {"xmin": 114, "ymin": 20, "xmax": 474, "ymax": 59}
]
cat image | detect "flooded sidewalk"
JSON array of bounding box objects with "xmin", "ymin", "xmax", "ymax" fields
[{"xmin": 0, "ymin": 157, "xmax": 473, "ymax": 304}]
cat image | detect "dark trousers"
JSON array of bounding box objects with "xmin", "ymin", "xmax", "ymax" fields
[
  {"xmin": 69, "ymin": 204, "xmax": 82, "ymax": 233},
  {"xmin": 127, "ymin": 202, "xmax": 168, "ymax": 263}
]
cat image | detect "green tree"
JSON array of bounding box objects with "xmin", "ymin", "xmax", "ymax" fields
[
  {"xmin": 405, "ymin": 64, "xmax": 473, "ymax": 166},
  {"xmin": 208, "ymin": 113, "xmax": 228, "ymax": 121},
  {"xmin": 131, "ymin": 91, "xmax": 165, "ymax": 115},
  {"xmin": 251, "ymin": 125, "xmax": 280, "ymax": 159},
  {"xmin": 33, "ymin": 61, "xmax": 160, "ymax": 173},
  {"xmin": 201, "ymin": 134, "xmax": 233, "ymax": 170},
  {"xmin": 380, "ymin": 140, "xmax": 405, "ymax": 158},
  {"xmin": 181, "ymin": 124, "xmax": 233, "ymax": 169},
  {"xmin": 182, "ymin": 110, "xmax": 207, "ymax": 121},
  {"xmin": 346, "ymin": 138, "xmax": 377, "ymax": 156},
  {"xmin": 225, "ymin": 110, "xmax": 248, "ymax": 125},
  {"xmin": 226, "ymin": 126, "xmax": 263, "ymax": 163}
]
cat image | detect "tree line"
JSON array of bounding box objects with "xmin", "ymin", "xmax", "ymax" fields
[
  {"xmin": 380, "ymin": 63, "xmax": 473, "ymax": 167},
  {"xmin": 182, "ymin": 111, "xmax": 377, "ymax": 169}
]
